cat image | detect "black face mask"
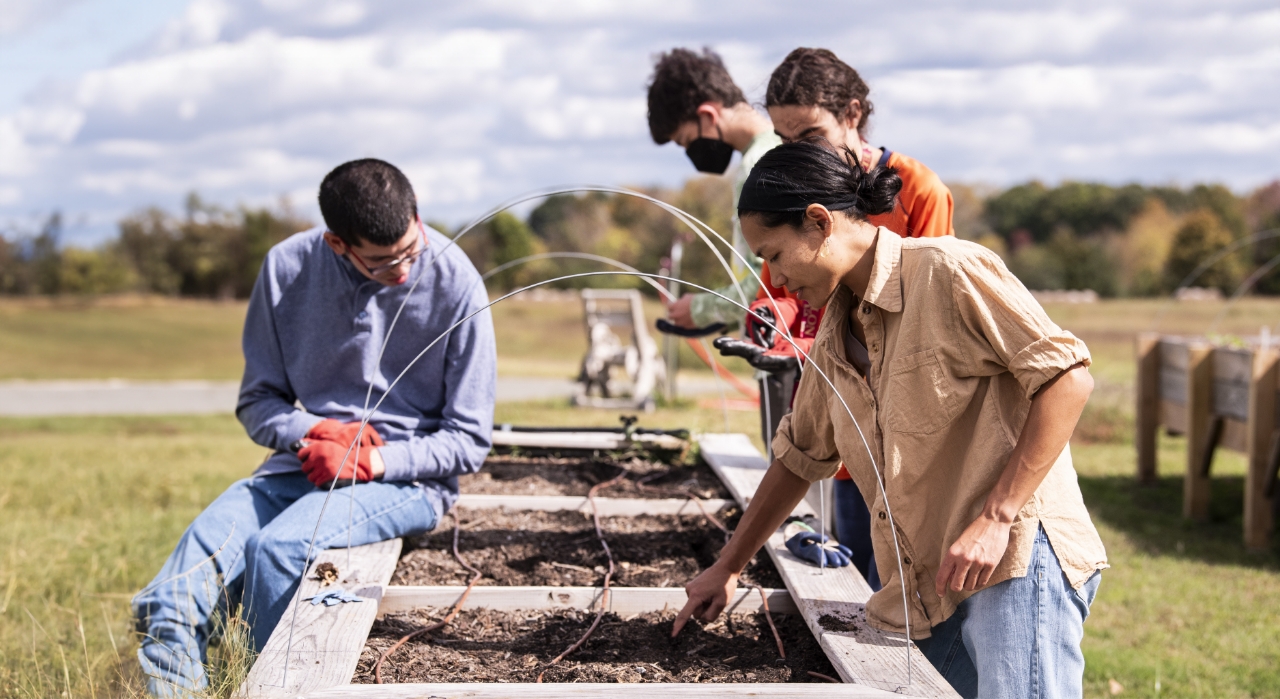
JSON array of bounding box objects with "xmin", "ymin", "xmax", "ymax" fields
[{"xmin": 685, "ymin": 125, "xmax": 734, "ymax": 174}]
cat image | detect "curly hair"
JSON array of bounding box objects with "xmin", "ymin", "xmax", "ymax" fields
[
  {"xmin": 646, "ymin": 47, "xmax": 746, "ymax": 144},
  {"xmin": 765, "ymin": 48, "xmax": 875, "ymax": 136}
]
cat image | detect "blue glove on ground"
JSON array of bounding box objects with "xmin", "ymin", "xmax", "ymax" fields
[{"xmin": 786, "ymin": 532, "xmax": 853, "ymax": 568}]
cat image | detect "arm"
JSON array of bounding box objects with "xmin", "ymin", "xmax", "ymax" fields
[
  {"xmin": 236, "ymin": 260, "xmax": 323, "ymax": 451},
  {"xmin": 906, "ymin": 173, "xmax": 955, "ymax": 238},
  {"xmin": 672, "ymin": 459, "xmax": 810, "ymax": 636},
  {"xmin": 377, "ymin": 291, "xmax": 497, "ymax": 483},
  {"xmin": 934, "ymin": 362, "xmax": 1092, "ymax": 595}
]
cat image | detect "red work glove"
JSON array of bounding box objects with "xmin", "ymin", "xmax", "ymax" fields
[
  {"xmin": 306, "ymin": 419, "xmax": 384, "ymax": 449},
  {"xmin": 298, "ymin": 439, "xmax": 378, "ymax": 487}
]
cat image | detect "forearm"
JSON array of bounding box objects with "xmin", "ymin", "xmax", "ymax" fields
[
  {"xmin": 716, "ymin": 460, "xmax": 811, "ymax": 573},
  {"xmin": 983, "ymin": 363, "xmax": 1092, "ymax": 522}
]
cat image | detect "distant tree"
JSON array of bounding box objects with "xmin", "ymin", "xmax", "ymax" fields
[
  {"xmin": 485, "ymin": 211, "xmax": 544, "ymax": 290},
  {"xmin": 1006, "ymin": 229, "xmax": 1116, "ymax": 295},
  {"xmin": 55, "ymin": 247, "xmax": 135, "ymax": 295},
  {"xmin": 1163, "ymin": 209, "xmax": 1245, "ymax": 293}
]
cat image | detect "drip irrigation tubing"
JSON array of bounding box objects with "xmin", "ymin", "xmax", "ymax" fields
[
  {"xmin": 373, "ymin": 511, "xmax": 481, "ymax": 684},
  {"xmin": 723, "ymin": 583, "xmax": 786, "ymax": 660},
  {"xmin": 634, "ymin": 471, "xmax": 730, "ymax": 539},
  {"xmin": 536, "ymin": 468, "xmax": 629, "ymax": 681}
]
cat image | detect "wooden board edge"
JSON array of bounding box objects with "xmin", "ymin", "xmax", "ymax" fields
[
  {"xmin": 455, "ymin": 494, "xmax": 733, "ymax": 517},
  {"xmin": 298, "ymin": 681, "xmax": 904, "ymax": 698},
  {"xmin": 378, "ymin": 585, "xmax": 797, "ymax": 617}
]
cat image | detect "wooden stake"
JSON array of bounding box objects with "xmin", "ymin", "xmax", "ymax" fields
[
  {"xmin": 1136, "ymin": 333, "xmax": 1161, "ymax": 484},
  {"xmin": 1184, "ymin": 342, "xmax": 1214, "ymax": 521},
  {"xmin": 1245, "ymin": 347, "xmax": 1278, "ymax": 551}
]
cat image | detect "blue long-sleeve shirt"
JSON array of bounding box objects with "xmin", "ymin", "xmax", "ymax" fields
[{"xmin": 236, "ymin": 225, "xmax": 496, "ymax": 514}]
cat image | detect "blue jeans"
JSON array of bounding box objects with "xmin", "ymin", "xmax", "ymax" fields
[
  {"xmin": 917, "ymin": 525, "xmax": 1102, "ymax": 699},
  {"xmin": 834, "ymin": 477, "xmax": 880, "ymax": 590},
  {"xmin": 131, "ymin": 473, "xmax": 437, "ymax": 697}
]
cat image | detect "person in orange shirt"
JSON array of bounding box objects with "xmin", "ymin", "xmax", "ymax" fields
[{"xmin": 753, "ymin": 48, "xmax": 955, "ymax": 592}]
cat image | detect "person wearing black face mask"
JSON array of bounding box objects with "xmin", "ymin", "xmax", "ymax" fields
[{"xmin": 647, "ymin": 47, "xmax": 781, "ymax": 330}]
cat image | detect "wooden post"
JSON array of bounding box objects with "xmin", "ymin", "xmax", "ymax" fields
[
  {"xmin": 1245, "ymin": 347, "xmax": 1279, "ymax": 551},
  {"xmin": 1136, "ymin": 333, "xmax": 1161, "ymax": 484},
  {"xmin": 1184, "ymin": 343, "xmax": 1214, "ymax": 521}
]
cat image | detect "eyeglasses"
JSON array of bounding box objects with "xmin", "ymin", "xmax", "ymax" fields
[{"xmin": 344, "ymin": 222, "xmax": 428, "ymax": 276}]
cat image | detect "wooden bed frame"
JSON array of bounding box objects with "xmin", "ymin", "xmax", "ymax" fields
[{"xmin": 237, "ymin": 433, "xmax": 958, "ymax": 698}]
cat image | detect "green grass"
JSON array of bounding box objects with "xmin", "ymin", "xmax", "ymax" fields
[
  {"xmin": 0, "ymin": 295, "xmax": 753, "ymax": 381},
  {"xmin": 0, "ymin": 415, "xmax": 264, "ymax": 697}
]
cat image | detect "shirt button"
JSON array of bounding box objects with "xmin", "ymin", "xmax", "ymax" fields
[
  {"xmin": 903, "ymin": 556, "xmax": 912, "ymax": 566},
  {"xmin": 861, "ymin": 305, "xmax": 871, "ymax": 314},
  {"xmin": 878, "ymin": 512, "xmax": 886, "ymax": 520}
]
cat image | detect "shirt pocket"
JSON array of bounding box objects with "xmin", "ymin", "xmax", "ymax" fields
[{"xmin": 884, "ymin": 348, "xmax": 964, "ymax": 434}]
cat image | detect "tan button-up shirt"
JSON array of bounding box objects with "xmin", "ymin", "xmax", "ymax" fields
[{"xmin": 773, "ymin": 227, "xmax": 1108, "ymax": 639}]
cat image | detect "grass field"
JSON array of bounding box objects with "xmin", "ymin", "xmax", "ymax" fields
[{"xmin": 2, "ymin": 295, "xmax": 1280, "ymax": 697}]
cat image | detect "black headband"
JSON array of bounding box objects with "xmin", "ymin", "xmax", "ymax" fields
[{"xmin": 738, "ymin": 163, "xmax": 861, "ymax": 213}]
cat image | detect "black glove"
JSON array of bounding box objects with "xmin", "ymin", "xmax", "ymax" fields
[
  {"xmin": 655, "ymin": 319, "xmax": 726, "ymax": 338},
  {"xmin": 712, "ymin": 337, "xmax": 800, "ymax": 373}
]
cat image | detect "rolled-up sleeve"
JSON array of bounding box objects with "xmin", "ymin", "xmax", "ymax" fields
[
  {"xmin": 772, "ymin": 363, "xmax": 842, "ymax": 482},
  {"xmin": 950, "ymin": 251, "xmax": 1091, "ymax": 399}
]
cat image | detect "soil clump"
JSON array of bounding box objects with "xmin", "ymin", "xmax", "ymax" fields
[
  {"xmin": 460, "ymin": 455, "xmax": 730, "ymax": 500},
  {"xmin": 358, "ymin": 608, "xmax": 836, "ymax": 684},
  {"xmin": 393, "ymin": 509, "xmax": 783, "ymax": 589}
]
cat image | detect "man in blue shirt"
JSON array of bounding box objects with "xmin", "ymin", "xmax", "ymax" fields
[{"xmin": 131, "ymin": 159, "xmax": 496, "ymax": 696}]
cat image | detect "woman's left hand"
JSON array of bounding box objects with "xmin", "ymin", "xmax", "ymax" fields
[{"xmin": 934, "ymin": 514, "xmax": 1012, "ymax": 597}]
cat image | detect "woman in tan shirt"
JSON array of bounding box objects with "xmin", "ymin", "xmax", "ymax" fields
[{"xmin": 673, "ymin": 142, "xmax": 1107, "ymax": 699}]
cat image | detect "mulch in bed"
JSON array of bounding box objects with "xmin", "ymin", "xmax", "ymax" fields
[
  {"xmin": 357, "ymin": 607, "xmax": 838, "ymax": 684},
  {"xmin": 460, "ymin": 454, "xmax": 731, "ymax": 501},
  {"xmin": 394, "ymin": 509, "xmax": 783, "ymax": 589}
]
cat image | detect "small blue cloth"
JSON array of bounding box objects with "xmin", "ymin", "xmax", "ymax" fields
[{"xmin": 305, "ymin": 588, "xmax": 365, "ymax": 606}]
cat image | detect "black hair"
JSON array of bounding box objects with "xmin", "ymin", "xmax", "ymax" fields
[
  {"xmin": 318, "ymin": 158, "xmax": 417, "ymax": 247},
  {"xmin": 646, "ymin": 47, "xmax": 747, "ymax": 145},
  {"xmin": 737, "ymin": 141, "xmax": 900, "ymax": 229},
  {"xmin": 766, "ymin": 47, "xmax": 875, "ymax": 136}
]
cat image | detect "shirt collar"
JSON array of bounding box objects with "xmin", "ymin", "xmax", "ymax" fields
[{"xmin": 861, "ymin": 226, "xmax": 903, "ymax": 313}]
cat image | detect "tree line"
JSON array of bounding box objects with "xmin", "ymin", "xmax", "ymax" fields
[{"xmin": 3, "ymin": 179, "xmax": 1280, "ymax": 299}]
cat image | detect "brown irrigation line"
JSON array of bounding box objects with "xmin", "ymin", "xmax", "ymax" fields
[
  {"xmin": 373, "ymin": 511, "xmax": 481, "ymax": 684},
  {"xmin": 537, "ymin": 468, "xmax": 629, "ymax": 682},
  {"xmin": 635, "ymin": 472, "xmax": 786, "ymax": 659}
]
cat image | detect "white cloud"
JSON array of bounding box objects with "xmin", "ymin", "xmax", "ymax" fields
[{"xmin": 1, "ymin": 0, "xmax": 1278, "ymax": 245}]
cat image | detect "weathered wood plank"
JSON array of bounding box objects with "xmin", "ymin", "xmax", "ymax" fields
[
  {"xmin": 455, "ymin": 494, "xmax": 732, "ymax": 517},
  {"xmin": 1222, "ymin": 417, "xmax": 1249, "ymax": 454},
  {"xmin": 1185, "ymin": 343, "xmax": 1214, "ymax": 521},
  {"xmin": 1212, "ymin": 349, "xmax": 1252, "ymax": 422},
  {"xmin": 491, "ymin": 430, "xmax": 685, "ymax": 452},
  {"xmin": 378, "ymin": 585, "xmax": 797, "ymax": 617},
  {"xmin": 699, "ymin": 434, "xmax": 958, "ymax": 698},
  {"xmin": 1245, "ymin": 348, "xmax": 1279, "ymax": 551},
  {"xmin": 1137, "ymin": 333, "xmax": 1160, "ymax": 483},
  {"xmin": 301, "ymin": 682, "xmax": 904, "ymax": 698},
  {"xmin": 1161, "ymin": 399, "xmax": 1187, "ymax": 435},
  {"xmin": 239, "ymin": 539, "xmax": 402, "ymax": 698}
]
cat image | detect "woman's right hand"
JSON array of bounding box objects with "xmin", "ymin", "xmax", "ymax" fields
[{"xmin": 672, "ymin": 562, "xmax": 740, "ymax": 637}]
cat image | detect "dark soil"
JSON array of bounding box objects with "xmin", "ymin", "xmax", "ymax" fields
[
  {"xmin": 357, "ymin": 607, "xmax": 837, "ymax": 684},
  {"xmin": 394, "ymin": 509, "xmax": 783, "ymax": 589},
  {"xmin": 460, "ymin": 455, "xmax": 731, "ymax": 500}
]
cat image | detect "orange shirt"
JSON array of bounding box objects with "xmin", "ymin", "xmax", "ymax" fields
[{"xmin": 757, "ymin": 148, "xmax": 953, "ymax": 478}]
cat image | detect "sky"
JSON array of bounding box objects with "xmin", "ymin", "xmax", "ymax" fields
[{"xmin": 1, "ymin": 0, "xmax": 1278, "ymax": 246}]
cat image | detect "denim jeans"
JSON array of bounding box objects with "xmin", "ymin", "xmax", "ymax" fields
[
  {"xmin": 917, "ymin": 525, "xmax": 1102, "ymax": 698},
  {"xmin": 131, "ymin": 472, "xmax": 438, "ymax": 697},
  {"xmin": 833, "ymin": 477, "xmax": 880, "ymax": 590}
]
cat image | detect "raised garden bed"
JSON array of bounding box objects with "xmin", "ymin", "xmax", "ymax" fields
[
  {"xmin": 239, "ymin": 433, "xmax": 959, "ymax": 699},
  {"xmin": 358, "ymin": 607, "xmax": 837, "ymax": 684},
  {"xmin": 393, "ymin": 509, "xmax": 782, "ymax": 589}
]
